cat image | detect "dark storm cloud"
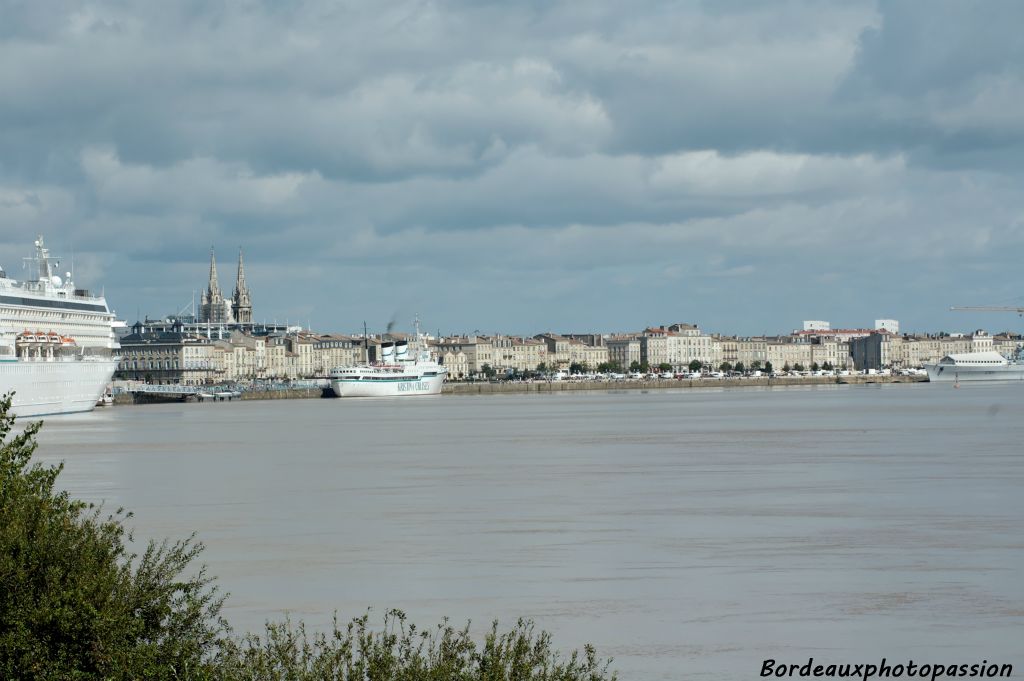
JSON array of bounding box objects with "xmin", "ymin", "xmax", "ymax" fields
[{"xmin": 0, "ymin": 0, "xmax": 1022, "ymax": 334}]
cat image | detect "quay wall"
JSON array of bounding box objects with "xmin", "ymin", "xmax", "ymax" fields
[
  {"xmin": 113, "ymin": 375, "xmax": 926, "ymax": 406},
  {"xmin": 442, "ymin": 374, "xmax": 927, "ymax": 395},
  {"xmin": 239, "ymin": 388, "xmax": 324, "ymax": 400}
]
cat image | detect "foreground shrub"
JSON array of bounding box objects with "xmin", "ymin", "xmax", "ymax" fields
[
  {"xmin": 0, "ymin": 393, "xmax": 615, "ymax": 680},
  {"xmin": 217, "ymin": 610, "xmax": 615, "ymax": 680},
  {"xmin": 0, "ymin": 394, "xmax": 229, "ymax": 679}
]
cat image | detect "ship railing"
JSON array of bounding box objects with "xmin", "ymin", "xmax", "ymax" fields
[{"xmin": 14, "ymin": 280, "xmax": 107, "ymax": 302}]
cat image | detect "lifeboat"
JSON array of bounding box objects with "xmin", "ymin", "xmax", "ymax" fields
[{"xmin": 48, "ymin": 331, "xmax": 61, "ymax": 344}]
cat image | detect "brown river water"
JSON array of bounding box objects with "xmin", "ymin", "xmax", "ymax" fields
[{"xmin": 32, "ymin": 383, "xmax": 1024, "ymax": 679}]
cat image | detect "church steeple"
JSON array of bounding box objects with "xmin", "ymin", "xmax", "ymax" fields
[
  {"xmin": 206, "ymin": 247, "xmax": 221, "ymax": 297},
  {"xmin": 199, "ymin": 246, "xmax": 232, "ymax": 323},
  {"xmin": 232, "ymin": 247, "xmax": 253, "ymax": 324}
]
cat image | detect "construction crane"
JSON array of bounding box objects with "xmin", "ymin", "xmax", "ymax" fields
[{"xmin": 951, "ymin": 306, "xmax": 1024, "ymax": 316}]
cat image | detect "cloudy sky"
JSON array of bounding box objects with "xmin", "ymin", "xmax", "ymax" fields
[{"xmin": 2, "ymin": 0, "xmax": 1023, "ymax": 336}]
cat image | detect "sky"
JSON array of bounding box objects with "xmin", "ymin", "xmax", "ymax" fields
[{"xmin": 1, "ymin": 0, "xmax": 1023, "ymax": 337}]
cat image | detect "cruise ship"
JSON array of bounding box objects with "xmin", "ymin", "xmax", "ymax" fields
[
  {"xmin": 329, "ymin": 322, "xmax": 446, "ymax": 397},
  {"xmin": 0, "ymin": 236, "xmax": 120, "ymax": 417},
  {"xmin": 924, "ymin": 350, "xmax": 1024, "ymax": 382}
]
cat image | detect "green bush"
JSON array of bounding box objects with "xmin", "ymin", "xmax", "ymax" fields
[
  {"xmin": 0, "ymin": 394, "xmax": 616, "ymax": 680},
  {"xmin": 217, "ymin": 611, "xmax": 615, "ymax": 681},
  {"xmin": 0, "ymin": 393, "xmax": 229, "ymax": 679}
]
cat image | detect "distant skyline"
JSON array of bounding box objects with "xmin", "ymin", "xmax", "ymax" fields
[{"xmin": 2, "ymin": 1, "xmax": 1023, "ymax": 336}]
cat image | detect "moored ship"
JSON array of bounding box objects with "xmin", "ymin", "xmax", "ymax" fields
[
  {"xmin": 0, "ymin": 236, "xmax": 120, "ymax": 417},
  {"xmin": 924, "ymin": 350, "xmax": 1024, "ymax": 382},
  {"xmin": 329, "ymin": 321, "xmax": 446, "ymax": 397}
]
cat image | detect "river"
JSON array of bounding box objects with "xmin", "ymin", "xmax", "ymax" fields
[{"xmin": 33, "ymin": 383, "xmax": 1024, "ymax": 679}]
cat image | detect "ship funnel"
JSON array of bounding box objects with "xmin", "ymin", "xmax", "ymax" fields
[
  {"xmin": 395, "ymin": 341, "xmax": 409, "ymax": 361},
  {"xmin": 380, "ymin": 342, "xmax": 395, "ymax": 362}
]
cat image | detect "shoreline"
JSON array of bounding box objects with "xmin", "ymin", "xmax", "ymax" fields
[
  {"xmin": 442, "ymin": 374, "xmax": 928, "ymax": 394},
  {"xmin": 114, "ymin": 374, "xmax": 928, "ymax": 405}
]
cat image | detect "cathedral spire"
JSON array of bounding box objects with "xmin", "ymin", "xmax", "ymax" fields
[
  {"xmin": 199, "ymin": 246, "xmax": 232, "ymax": 323},
  {"xmin": 235, "ymin": 247, "xmax": 247, "ymax": 295},
  {"xmin": 232, "ymin": 246, "xmax": 253, "ymax": 324},
  {"xmin": 207, "ymin": 246, "xmax": 221, "ymax": 297}
]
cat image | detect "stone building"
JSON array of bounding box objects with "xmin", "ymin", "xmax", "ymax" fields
[
  {"xmin": 605, "ymin": 337, "xmax": 641, "ymax": 370},
  {"xmin": 434, "ymin": 336, "xmax": 496, "ymax": 375},
  {"xmin": 641, "ymin": 324, "xmax": 721, "ymax": 369},
  {"xmin": 854, "ymin": 331, "xmax": 996, "ymax": 370},
  {"xmin": 719, "ymin": 337, "xmax": 770, "ymax": 369},
  {"xmin": 315, "ymin": 334, "xmax": 363, "ymax": 373},
  {"xmin": 439, "ymin": 350, "xmax": 470, "ymax": 379},
  {"xmin": 116, "ymin": 322, "xmax": 220, "ymax": 385},
  {"xmin": 488, "ymin": 336, "xmax": 548, "ymax": 373},
  {"xmin": 766, "ymin": 337, "xmax": 815, "ymax": 370},
  {"xmin": 567, "ymin": 339, "xmax": 608, "ymax": 369},
  {"xmin": 534, "ymin": 333, "xmax": 571, "ymax": 370}
]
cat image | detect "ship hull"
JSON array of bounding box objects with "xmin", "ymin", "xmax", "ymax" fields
[
  {"xmin": 925, "ymin": 363, "xmax": 1024, "ymax": 382},
  {"xmin": 330, "ymin": 373, "xmax": 445, "ymax": 398},
  {"xmin": 0, "ymin": 359, "xmax": 118, "ymax": 417}
]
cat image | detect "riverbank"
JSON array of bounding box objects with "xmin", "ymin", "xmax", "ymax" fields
[
  {"xmin": 443, "ymin": 374, "xmax": 927, "ymax": 394},
  {"xmin": 112, "ymin": 374, "xmax": 927, "ymax": 405}
]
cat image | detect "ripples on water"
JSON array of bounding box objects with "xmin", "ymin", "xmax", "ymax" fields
[{"xmin": 34, "ymin": 383, "xmax": 1024, "ymax": 680}]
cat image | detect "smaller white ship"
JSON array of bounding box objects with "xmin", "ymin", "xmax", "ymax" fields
[
  {"xmin": 924, "ymin": 349, "xmax": 1024, "ymax": 382},
  {"xmin": 329, "ymin": 320, "xmax": 446, "ymax": 398}
]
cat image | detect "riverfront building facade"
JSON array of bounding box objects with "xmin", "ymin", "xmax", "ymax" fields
[{"xmin": 119, "ymin": 253, "xmax": 1024, "ymax": 382}]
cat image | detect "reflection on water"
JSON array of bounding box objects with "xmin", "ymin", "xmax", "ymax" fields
[{"xmin": 34, "ymin": 383, "xmax": 1024, "ymax": 680}]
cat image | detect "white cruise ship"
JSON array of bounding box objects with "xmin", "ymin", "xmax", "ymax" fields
[
  {"xmin": 924, "ymin": 350, "xmax": 1024, "ymax": 382},
  {"xmin": 0, "ymin": 236, "xmax": 120, "ymax": 417},
  {"xmin": 329, "ymin": 322, "xmax": 446, "ymax": 398}
]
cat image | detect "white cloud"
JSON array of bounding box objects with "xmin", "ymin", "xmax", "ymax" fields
[
  {"xmin": 80, "ymin": 147, "xmax": 314, "ymax": 214},
  {"xmin": 648, "ymin": 150, "xmax": 903, "ymax": 197}
]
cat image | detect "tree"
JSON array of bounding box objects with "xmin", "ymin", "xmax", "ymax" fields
[
  {"xmin": 764, "ymin": 361, "xmax": 773, "ymax": 373},
  {"xmin": 657, "ymin": 362, "xmax": 672, "ymax": 372},
  {"xmin": 481, "ymin": 363, "xmax": 497, "ymax": 378},
  {"xmin": 719, "ymin": 362, "xmax": 732, "ymax": 373},
  {"xmin": 688, "ymin": 359, "xmax": 702, "ymax": 372},
  {"xmin": 0, "ymin": 393, "xmax": 228, "ymax": 679},
  {"xmin": 810, "ymin": 362, "xmax": 819, "ymax": 372},
  {"xmin": 793, "ymin": 363, "xmax": 805, "ymax": 372},
  {"xmin": 822, "ymin": 361, "xmax": 834, "ymax": 371},
  {"xmin": 597, "ymin": 361, "xmax": 622, "ymax": 374},
  {"xmin": 628, "ymin": 361, "xmax": 642, "ymax": 373},
  {"xmin": 782, "ymin": 362, "xmax": 791, "ymax": 373},
  {"xmin": 751, "ymin": 360, "xmax": 762, "ymax": 370},
  {"xmin": 734, "ymin": 361, "xmax": 745, "ymax": 374},
  {"xmin": 536, "ymin": 362, "xmax": 548, "ymax": 374},
  {"xmin": 569, "ymin": 362, "xmax": 585, "ymax": 375}
]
